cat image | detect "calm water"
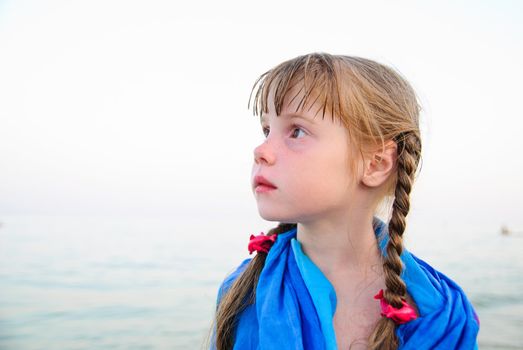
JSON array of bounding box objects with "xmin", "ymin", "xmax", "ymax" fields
[{"xmin": 0, "ymin": 214, "xmax": 521, "ymax": 349}]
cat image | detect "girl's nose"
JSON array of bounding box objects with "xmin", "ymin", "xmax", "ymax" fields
[{"xmin": 253, "ymin": 140, "xmax": 276, "ymax": 165}]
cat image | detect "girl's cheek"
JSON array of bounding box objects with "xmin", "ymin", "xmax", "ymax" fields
[{"xmin": 285, "ymin": 138, "xmax": 310, "ymax": 153}]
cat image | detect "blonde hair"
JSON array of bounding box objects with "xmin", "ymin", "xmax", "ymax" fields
[{"xmin": 211, "ymin": 53, "xmax": 422, "ymax": 350}]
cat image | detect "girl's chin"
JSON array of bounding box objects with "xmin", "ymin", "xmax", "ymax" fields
[
  {"xmin": 258, "ymin": 213, "xmax": 281, "ymax": 222},
  {"xmin": 257, "ymin": 210, "xmax": 296, "ymax": 223},
  {"xmin": 257, "ymin": 210, "xmax": 285, "ymax": 222}
]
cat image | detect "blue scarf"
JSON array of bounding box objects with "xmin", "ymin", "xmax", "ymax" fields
[{"xmin": 213, "ymin": 218, "xmax": 479, "ymax": 349}]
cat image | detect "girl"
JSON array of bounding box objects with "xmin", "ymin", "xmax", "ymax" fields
[{"xmin": 209, "ymin": 53, "xmax": 479, "ymax": 349}]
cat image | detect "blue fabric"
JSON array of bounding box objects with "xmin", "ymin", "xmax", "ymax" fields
[
  {"xmin": 291, "ymin": 238, "xmax": 337, "ymax": 350},
  {"xmin": 212, "ymin": 217, "xmax": 480, "ymax": 349}
]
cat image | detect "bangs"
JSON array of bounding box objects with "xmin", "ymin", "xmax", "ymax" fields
[{"xmin": 249, "ymin": 53, "xmax": 343, "ymax": 123}]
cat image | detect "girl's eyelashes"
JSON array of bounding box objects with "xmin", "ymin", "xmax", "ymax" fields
[
  {"xmin": 261, "ymin": 125, "xmax": 307, "ymax": 139},
  {"xmin": 291, "ymin": 126, "xmax": 307, "ymax": 139},
  {"xmin": 262, "ymin": 126, "xmax": 270, "ymax": 138}
]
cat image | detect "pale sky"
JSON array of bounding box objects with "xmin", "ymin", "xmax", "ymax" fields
[{"xmin": 0, "ymin": 0, "xmax": 522, "ymax": 232}]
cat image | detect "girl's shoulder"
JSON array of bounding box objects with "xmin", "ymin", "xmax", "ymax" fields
[
  {"xmin": 215, "ymin": 257, "xmax": 253, "ymax": 307},
  {"xmin": 402, "ymin": 249, "xmax": 476, "ymax": 307},
  {"xmin": 398, "ymin": 249, "xmax": 480, "ymax": 349},
  {"xmin": 402, "ymin": 249, "xmax": 477, "ymax": 314}
]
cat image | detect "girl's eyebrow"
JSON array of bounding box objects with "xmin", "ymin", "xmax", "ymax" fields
[{"xmin": 260, "ymin": 113, "xmax": 316, "ymax": 125}]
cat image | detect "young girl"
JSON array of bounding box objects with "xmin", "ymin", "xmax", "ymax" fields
[{"xmin": 209, "ymin": 53, "xmax": 479, "ymax": 349}]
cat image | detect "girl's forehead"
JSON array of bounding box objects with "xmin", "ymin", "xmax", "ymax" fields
[
  {"xmin": 259, "ymin": 111, "xmax": 318, "ymax": 125},
  {"xmin": 264, "ymin": 88, "xmax": 331, "ymax": 122}
]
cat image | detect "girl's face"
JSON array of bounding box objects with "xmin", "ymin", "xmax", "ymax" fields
[{"xmin": 251, "ymin": 88, "xmax": 362, "ymax": 224}]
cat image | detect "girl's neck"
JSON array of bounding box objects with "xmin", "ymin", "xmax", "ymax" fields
[{"xmin": 296, "ymin": 213, "xmax": 382, "ymax": 277}]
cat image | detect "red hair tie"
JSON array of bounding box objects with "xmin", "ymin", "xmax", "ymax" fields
[
  {"xmin": 374, "ymin": 289, "xmax": 418, "ymax": 324},
  {"xmin": 248, "ymin": 232, "xmax": 277, "ymax": 254}
]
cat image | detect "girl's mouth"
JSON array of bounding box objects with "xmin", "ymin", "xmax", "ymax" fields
[
  {"xmin": 253, "ymin": 175, "xmax": 277, "ymax": 191},
  {"xmin": 255, "ymin": 184, "xmax": 277, "ymax": 193}
]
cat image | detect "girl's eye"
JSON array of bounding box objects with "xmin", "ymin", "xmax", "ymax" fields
[
  {"xmin": 291, "ymin": 126, "xmax": 306, "ymax": 139},
  {"xmin": 261, "ymin": 126, "xmax": 307, "ymax": 139}
]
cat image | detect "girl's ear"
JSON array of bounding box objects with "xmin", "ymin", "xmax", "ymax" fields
[{"xmin": 361, "ymin": 140, "xmax": 398, "ymax": 188}]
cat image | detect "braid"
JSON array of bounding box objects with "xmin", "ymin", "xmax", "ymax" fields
[{"xmin": 368, "ymin": 132, "xmax": 422, "ymax": 350}]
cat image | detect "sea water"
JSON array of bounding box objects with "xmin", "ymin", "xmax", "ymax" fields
[{"xmin": 0, "ymin": 214, "xmax": 521, "ymax": 349}]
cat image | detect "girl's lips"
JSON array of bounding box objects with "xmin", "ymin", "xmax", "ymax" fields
[
  {"xmin": 253, "ymin": 175, "xmax": 277, "ymax": 189},
  {"xmin": 255, "ymin": 184, "xmax": 277, "ymax": 193}
]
